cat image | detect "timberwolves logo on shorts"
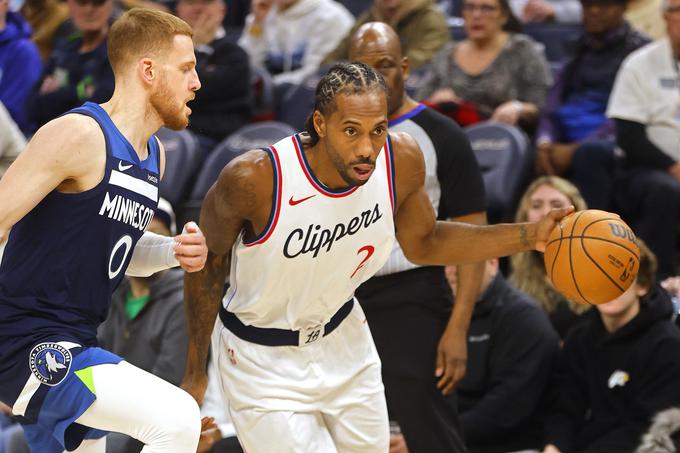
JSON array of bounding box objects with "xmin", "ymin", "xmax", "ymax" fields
[{"xmin": 29, "ymin": 343, "xmax": 72, "ymax": 386}]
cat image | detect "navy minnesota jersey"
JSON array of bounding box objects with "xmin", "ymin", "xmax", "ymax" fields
[{"xmin": 0, "ymin": 102, "xmax": 160, "ymax": 357}]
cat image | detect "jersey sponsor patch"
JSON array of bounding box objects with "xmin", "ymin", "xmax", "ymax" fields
[{"xmin": 29, "ymin": 343, "xmax": 73, "ymax": 386}]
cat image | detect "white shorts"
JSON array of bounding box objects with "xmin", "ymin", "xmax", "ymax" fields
[{"xmin": 211, "ymin": 302, "xmax": 389, "ymax": 453}]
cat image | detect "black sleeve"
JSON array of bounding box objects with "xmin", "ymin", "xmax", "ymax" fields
[
  {"xmin": 461, "ymin": 293, "xmax": 559, "ymax": 441},
  {"xmin": 616, "ymin": 118, "xmax": 676, "ymax": 170},
  {"xmin": 152, "ymin": 297, "xmax": 189, "ymax": 386},
  {"xmin": 414, "ymin": 108, "xmax": 487, "ymax": 219},
  {"xmin": 543, "ymin": 330, "xmax": 590, "ymax": 451}
]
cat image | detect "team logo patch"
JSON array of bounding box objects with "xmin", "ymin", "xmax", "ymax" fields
[{"xmin": 29, "ymin": 343, "xmax": 72, "ymax": 386}]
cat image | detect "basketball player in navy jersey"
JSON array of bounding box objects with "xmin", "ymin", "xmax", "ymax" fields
[
  {"xmin": 0, "ymin": 9, "xmax": 208, "ymax": 453},
  {"xmin": 181, "ymin": 62, "xmax": 572, "ymax": 453}
]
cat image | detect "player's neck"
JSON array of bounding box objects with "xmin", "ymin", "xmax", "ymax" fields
[
  {"xmin": 102, "ymin": 90, "xmax": 163, "ymax": 159},
  {"xmin": 390, "ymin": 96, "xmax": 420, "ymax": 120},
  {"xmin": 305, "ymin": 142, "xmax": 351, "ymax": 190}
]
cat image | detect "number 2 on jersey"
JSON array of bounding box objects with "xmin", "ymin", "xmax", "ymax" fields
[{"xmin": 351, "ymin": 245, "xmax": 375, "ymax": 278}]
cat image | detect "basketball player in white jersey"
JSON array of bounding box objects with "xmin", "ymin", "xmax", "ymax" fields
[
  {"xmin": 0, "ymin": 9, "xmax": 210, "ymax": 453},
  {"xmin": 181, "ymin": 62, "xmax": 572, "ymax": 453}
]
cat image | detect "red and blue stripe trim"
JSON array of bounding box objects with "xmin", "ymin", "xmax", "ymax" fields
[
  {"xmin": 293, "ymin": 134, "xmax": 359, "ymax": 198},
  {"xmin": 384, "ymin": 136, "xmax": 396, "ymax": 212},
  {"xmin": 244, "ymin": 146, "xmax": 282, "ymax": 246}
]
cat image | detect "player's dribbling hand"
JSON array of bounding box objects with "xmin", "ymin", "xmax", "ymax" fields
[
  {"xmin": 435, "ymin": 326, "xmax": 467, "ymax": 395},
  {"xmin": 534, "ymin": 206, "xmax": 575, "ymax": 252},
  {"xmin": 174, "ymin": 222, "xmax": 208, "ymax": 273}
]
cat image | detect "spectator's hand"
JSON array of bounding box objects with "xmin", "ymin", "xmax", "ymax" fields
[
  {"xmin": 435, "ymin": 325, "xmax": 467, "ymax": 395},
  {"xmin": 543, "ymin": 444, "xmax": 563, "ymax": 453},
  {"xmin": 0, "ymin": 401, "xmax": 12, "ymax": 416},
  {"xmin": 193, "ymin": 11, "xmax": 224, "ymax": 46},
  {"xmin": 40, "ymin": 75, "xmax": 61, "ymax": 95},
  {"xmin": 251, "ymin": 0, "xmax": 273, "ymax": 24},
  {"xmin": 491, "ymin": 100, "xmax": 523, "ymax": 125},
  {"xmin": 662, "ymin": 276, "xmax": 680, "ymax": 297},
  {"xmin": 550, "ymin": 143, "xmax": 577, "ymax": 176},
  {"xmin": 197, "ymin": 417, "xmax": 220, "ymax": 453},
  {"xmin": 536, "ymin": 142, "xmax": 557, "ymax": 175},
  {"xmin": 669, "ymin": 162, "xmax": 680, "ymax": 183},
  {"xmin": 428, "ymin": 88, "xmax": 461, "ymax": 104},
  {"xmin": 522, "ymin": 0, "xmax": 556, "ymax": 23},
  {"xmin": 535, "ymin": 205, "xmax": 575, "ymax": 252},
  {"xmin": 389, "ymin": 433, "xmax": 409, "ymax": 453},
  {"xmin": 174, "ymin": 222, "xmax": 208, "ymax": 273}
]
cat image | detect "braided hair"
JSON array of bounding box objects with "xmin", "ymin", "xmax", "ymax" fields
[{"xmin": 304, "ymin": 62, "xmax": 387, "ymax": 146}]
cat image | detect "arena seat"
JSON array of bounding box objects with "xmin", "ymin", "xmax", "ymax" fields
[
  {"xmin": 156, "ymin": 127, "xmax": 202, "ymax": 207},
  {"xmin": 464, "ymin": 121, "xmax": 532, "ymax": 223}
]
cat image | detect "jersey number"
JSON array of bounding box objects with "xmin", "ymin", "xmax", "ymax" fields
[
  {"xmin": 351, "ymin": 245, "xmax": 375, "ymax": 278},
  {"xmin": 109, "ymin": 235, "xmax": 133, "ymax": 279}
]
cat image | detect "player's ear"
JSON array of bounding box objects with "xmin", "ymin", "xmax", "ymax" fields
[
  {"xmin": 140, "ymin": 58, "xmax": 155, "ymax": 85},
  {"xmin": 313, "ymin": 110, "xmax": 326, "ymax": 138}
]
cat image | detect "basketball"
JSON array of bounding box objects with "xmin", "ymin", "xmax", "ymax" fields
[{"xmin": 543, "ymin": 209, "xmax": 640, "ymax": 305}]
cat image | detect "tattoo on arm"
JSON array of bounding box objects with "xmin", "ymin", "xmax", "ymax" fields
[{"xmin": 519, "ymin": 225, "xmax": 529, "ymax": 248}]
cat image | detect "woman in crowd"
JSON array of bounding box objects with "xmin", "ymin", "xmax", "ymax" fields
[
  {"xmin": 510, "ymin": 176, "xmax": 590, "ymax": 337},
  {"xmin": 417, "ymin": 0, "xmax": 551, "ymax": 129}
]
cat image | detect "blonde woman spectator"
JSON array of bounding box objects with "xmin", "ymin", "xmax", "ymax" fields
[{"xmin": 510, "ymin": 176, "xmax": 590, "ymax": 337}]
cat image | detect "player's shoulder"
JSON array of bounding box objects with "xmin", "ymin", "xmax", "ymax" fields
[
  {"xmin": 388, "ymin": 130, "xmax": 424, "ymax": 165},
  {"xmin": 213, "ymin": 148, "xmax": 274, "ymax": 207},
  {"xmin": 33, "ymin": 113, "xmax": 103, "ymax": 149},
  {"xmin": 26, "ymin": 113, "xmax": 104, "ymax": 162}
]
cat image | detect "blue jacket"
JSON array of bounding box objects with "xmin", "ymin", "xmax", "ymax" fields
[{"xmin": 0, "ymin": 11, "xmax": 42, "ymax": 134}]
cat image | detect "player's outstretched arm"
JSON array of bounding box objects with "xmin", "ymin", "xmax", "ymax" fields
[
  {"xmin": 0, "ymin": 114, "xmax": 105, "ymax": 242},
  {"xmin": 181, "ymin": 149, "xmax": 273, "ymax": 405},
  {"xmin": 391, "ymin": 132, "xmax": 573, "ymax": 266}
]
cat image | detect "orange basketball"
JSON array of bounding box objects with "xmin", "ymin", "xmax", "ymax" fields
[{"xmin": 543, "ymin": 209, "xmax": 640, "ymax": 305}]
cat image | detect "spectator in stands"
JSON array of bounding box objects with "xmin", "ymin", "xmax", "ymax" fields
[
  {"xmin": 0, "ymin": 0, "xmax": 42, "ymax": 134},
  {"xmin": 447, "ymin": 258, "xmax": 559, "ymax": 453},
  {"xmin": 534, "ymin": 0, "xmax": 649, "ymax": 202},
  {"xmin": 0, "ymin": 102, "xmax": 24, "ymax": 179},
  {"xmin": 510, "ymin": 177, "xmax": 590, "ymax": 338},
  {"xmin": 20, "ymin": 0, "xmax": 69, "ymax": 62},
  {"xmin": 238, "ymin": 0, "xmax": 353, "ymax": 88},
  {"xmin": 176, "ymin": 0, "xmax": 251, "ymax": 153},
  {"xmin": 513, "ymin": 0, "xmax": 582, "ymax": 24},
  {"xmin": 417, "ymin": 0, "xmax": 551, "ymax": 130},
  {"xmin": 325, "ymin": 0, "xmax": 450, "ymax": 70},
  {"xmin": 98, "ymin": 199, "xmax": 189, "ymax": 453},
  {"xmin": 27, "ymin": 0, "xmax": 115, "ymax": 130},
  {"xmin": 605, "ymin": 0, "xmax": 680, "ymax": 279},
  {"xmin": 542, "ymin": 240, "xmax": 680, "ymax": 453},
  {"xmin": 626, "ymin": 0, "xmax": 666, "ymax": 39}
]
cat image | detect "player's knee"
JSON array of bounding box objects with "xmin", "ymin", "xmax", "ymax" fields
[{"xmin": 157, "ymin": 390, "xmax": 201, "ymax": 451}]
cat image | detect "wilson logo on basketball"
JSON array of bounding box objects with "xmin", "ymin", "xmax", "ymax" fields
[{"xmin": 608, "ymin": 223, "xmax": 636, "ymax": 242}]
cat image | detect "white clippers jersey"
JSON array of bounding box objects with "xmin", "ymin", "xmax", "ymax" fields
[{"xmin": 223, "ymin": 134, "xmax": 396, "ymax": 330}]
